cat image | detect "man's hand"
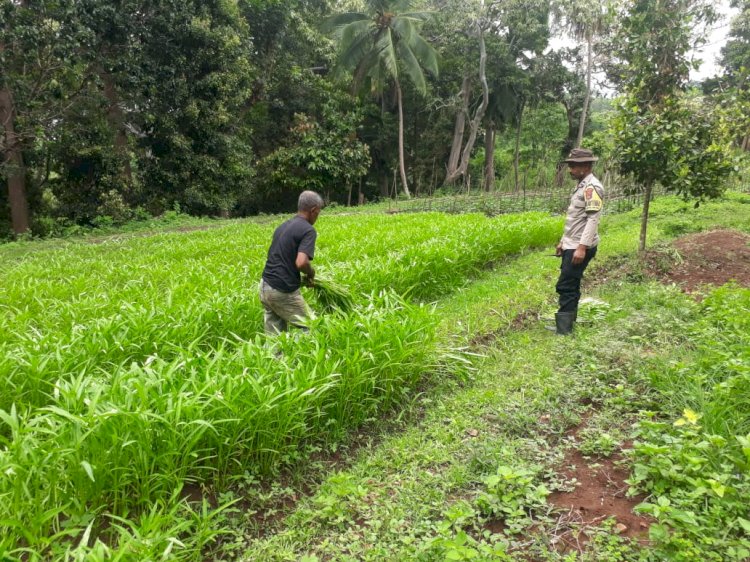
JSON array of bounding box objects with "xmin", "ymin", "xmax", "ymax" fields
[
  {"xmin": 555, "ymin": 242, "xmax": 563, "ymax": 257},
  {"xmin": 296, "ymin": 252, "xmax": 315, "ymax": 285},
  {"xmin": 572, "ymin": 245, "xmax": 587, "ymax": 265}
]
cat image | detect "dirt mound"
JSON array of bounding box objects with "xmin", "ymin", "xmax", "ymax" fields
[{"xmin": 651, "ymin": 229, "xmax": 750, "ymax": 292}]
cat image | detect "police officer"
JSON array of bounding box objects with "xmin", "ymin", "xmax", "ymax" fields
[{"xmin": 551, "ymin": 148, "xmax": 604, "ymax": 335}]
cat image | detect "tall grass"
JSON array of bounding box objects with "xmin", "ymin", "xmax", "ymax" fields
[{"xmin": 647, "ymin": 284, "xmax": 750, "ymax": 437}]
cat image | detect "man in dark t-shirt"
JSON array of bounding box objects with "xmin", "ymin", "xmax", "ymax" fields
[{"xmin": 259, "ymin": 190, "xmax": 323, "ymax": 334}]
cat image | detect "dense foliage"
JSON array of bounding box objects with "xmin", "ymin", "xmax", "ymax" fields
[
  {"xmin": 6, "ymin": 0, "xmax": 745, "ymax": 238},
  {"xmin": 631, "ymin": 285, "xmax": 750, "ymax": 561},
  {"xmin": 608, "ymin": 0, "xmax": 736, "ymax": 250}
]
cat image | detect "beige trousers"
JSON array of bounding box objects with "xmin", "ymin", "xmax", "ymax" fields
[{"xmin": 258, "ymin": 279, "xmax": 309, "ymax": 334}]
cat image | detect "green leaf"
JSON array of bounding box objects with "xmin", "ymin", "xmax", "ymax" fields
[{"xmin": 80, "ymin": 460, "xmax": 95, "ymax": 482}]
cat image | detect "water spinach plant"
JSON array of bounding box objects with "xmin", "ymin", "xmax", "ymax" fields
[{"xmin": 0, "ymin": 210, "xmax": 560, "ymax": 560}]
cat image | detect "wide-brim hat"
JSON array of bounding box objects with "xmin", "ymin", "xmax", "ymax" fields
[{"xmin": 564, "ymin": 148, "xmax": 598, "ymax": 163}]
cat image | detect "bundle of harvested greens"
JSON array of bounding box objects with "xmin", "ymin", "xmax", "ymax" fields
[{"xmin": 310, "ymin": 276, "xmax": 354, "ymax": 312}]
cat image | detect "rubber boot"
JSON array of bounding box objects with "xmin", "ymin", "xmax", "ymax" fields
[{"xmin": 555, "ymin": 311, "xmax": 575, "ymax": 335}]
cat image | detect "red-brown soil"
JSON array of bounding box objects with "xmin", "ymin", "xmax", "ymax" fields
[
  {"xmin": 589, "ymin": 229, "xmax": 750, "ymax": 295},
  {"xmin": 658, "ymin": 229, "xmax": 750, "ymax": 292},
  {"xmin": 545, "ymin": 417, "xmax": 652, "ymax": 553}
]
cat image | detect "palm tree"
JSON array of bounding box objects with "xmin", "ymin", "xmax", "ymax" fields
[{"xmin": 325, "ymin": 0, "xmax": 439, "ymax": 197}]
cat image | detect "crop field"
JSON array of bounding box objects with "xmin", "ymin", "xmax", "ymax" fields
[
  {"xmin": 2, "ymin": 194, "xmax": 750, "ymax": 562},
  {"xmin": 0, "ymin": 211, "xmax": 561, "ymax": 560},
  {"xmin": 6, "ymin": 0, "xmax": 750, "ymax": 558}
]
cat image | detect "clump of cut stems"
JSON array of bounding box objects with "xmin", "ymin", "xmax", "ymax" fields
[{"xmin": 311, "ymin": 275, "xmax": 354, "ymax": 312}]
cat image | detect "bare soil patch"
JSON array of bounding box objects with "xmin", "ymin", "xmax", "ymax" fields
[
  {"xmin": 545, "ymin": 416, "xmax": 652, "ymax": 553},
  {"xmin": 547, "ymin": 448, "xmax": 650, "ymax": 549},
  {"xmin": 589, "ymin": 229, "xmax": 750, "ymax": 294},
  {"xmin": 652, "ymin": 229, "xmax": 750, "ymax": 292}
]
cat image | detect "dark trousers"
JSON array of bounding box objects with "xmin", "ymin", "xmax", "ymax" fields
[{"xmin": 556, "ymin": 246, "xmax": 597, "ymax": 313}]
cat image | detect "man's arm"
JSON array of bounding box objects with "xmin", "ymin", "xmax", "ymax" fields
[
  {"xmin": 296, "ymin": 252, "xmax": 315, "ymax": 285},
  {"xmin": 573, "ymin": 217, "xmax": 599, "ymax": 264},
  {"xmin": 572, "ymin": 243, "xmax": 589, "ymax": 264},
  {"xmin": 296, "ymin": 228, "xmax": 317, "ymax": 285},
  {"xmin": 573, "ymin": 186, "xmax": 604, "ymax": 264}
]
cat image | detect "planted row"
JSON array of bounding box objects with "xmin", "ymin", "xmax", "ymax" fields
[
  {"xmin": 0, "ymin": 211, "xmax": 561, "ymax": 560},
  {"xmin": 0, "ymin": 293, "xmax": 442, "ymax": 560},
  {"xmin": 0, "ymin": 212, "xmax": 561, "ymax": 411}
]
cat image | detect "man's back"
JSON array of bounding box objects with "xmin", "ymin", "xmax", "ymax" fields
[{"xmin": 262, "ymin": 216, "xmax": 317, "ymax": 293}]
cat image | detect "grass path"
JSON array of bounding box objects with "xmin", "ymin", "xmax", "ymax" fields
[
  {"xmin": 236, "ymin": 193, "xmax": 750, "ymax": 561},
  {"xmin": 237, "ymin": 249, "xmax": 626, "ymax": 562}
]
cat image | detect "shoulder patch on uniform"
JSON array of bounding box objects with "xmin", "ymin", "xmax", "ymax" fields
[{"xmin": 584, "ymin": 186, "xmax": 603, "ymax": 212}]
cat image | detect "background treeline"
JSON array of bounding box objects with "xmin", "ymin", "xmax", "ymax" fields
[{"xmin": 1, "ymin": 0, "xmax": 748, "ymax": 239}]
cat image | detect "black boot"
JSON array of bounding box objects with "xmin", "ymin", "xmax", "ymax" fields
[{"xmin": 555, "ymin": 311, "xmax": 575, "ymax": 335}]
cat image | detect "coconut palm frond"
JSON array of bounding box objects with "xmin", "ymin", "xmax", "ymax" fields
[
  {"xmin": 366, "ymin": 58, "xmax": 388, "ymax": 95},
  {"xmin": 322, "ymin": 11, "xmax": 369, "ymax": 34},
  {"xmin": 391, "ymin": 0, "xmax": 416, "ymax": 13},
  {"xmin": 407, "ymin": 33, "xmax": 438, "ymax": 77},
  {"xmin": 400, "ymin": 11, "xmax": 435, "ymax": 22},
  {"xmin": 396, "ymin": 41, "xmax": 427, "ymax": 94},
  {"xmin": 391, "ymin": 15, "xmax": 416, "ymax": 43},
  {"xmin": 374, "ymin": 28, "xmax": 399, "ymax": 80},
  {"xmin": 338, "ymin": 21, "xmax": 375, "ymax": 70}
]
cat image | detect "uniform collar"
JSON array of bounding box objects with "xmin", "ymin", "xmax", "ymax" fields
[{"xmin": 576, "ymin": 173, "xmax": 595, "ymax": 190}]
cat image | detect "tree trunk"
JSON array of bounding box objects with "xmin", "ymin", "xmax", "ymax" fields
[
  {"xmin": 0, "ymin": 87, "xmax": 30, "ymax": 235},
  {"xmin": 483, "ymin": 122, "xmax": 495, "ymax": 191},
  {"xmin": 446, "ymin": 75, "xmax": 471, "ymax": 179},
  {"xmin": 412, "ymin": 93, "xmax": 419, "ymax": 192},
  {"xmin": 513, "ymin": 105, "xmax": 524, "ymax": 192},
  {"xmin": 562, "ymin": 101, "xmax": 578, "ymax": 157},
  {"xmin": 379, "ymin": 171, "xmax": 389, "ymax": 197},
  {"xmin": 444, "ymin": 25, "xmax": 489, "ymax": 185},
  {"xmin": 102, "ymin": 70, "xmax": 133, "ymax": 185},
  {"xmin": 639, "ymin": 182, "xmax": 653, "ymax": 253},
  {"xmin": 395, "ymin": 78, "xmax": 410, "ymax": 198},
  {"xmin": 576, "ymin": 33, "xmax": 593, "ymax": 148}
]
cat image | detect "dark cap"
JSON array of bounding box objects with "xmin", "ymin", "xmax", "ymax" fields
[{"xmin": 564, "ymin": 148, "xmax": 599, "ymax": 163}]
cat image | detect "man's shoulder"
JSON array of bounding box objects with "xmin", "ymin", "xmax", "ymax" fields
[
  {"xmin": 283, "ymin": 216, "xmax": 314, "ymax": 233},
  {"xmin": 583, "ymin": 175, "xmax": 604, "ymax": 192},
  {"xmin": 295, "ymin": 216, "xmax": 315, "ymax": 233},
  {"xmin": 288, "ymin": 217, "xmax": 316, "ymax": 243},
  {"xmin": 583, "ymin": 176, "xmax": 604, "ymax": 212}
]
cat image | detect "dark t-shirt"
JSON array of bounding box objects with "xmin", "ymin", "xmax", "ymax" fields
[{"xmin": 262, "ymin": 216, "xmax": 317, "ymax": 292}]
